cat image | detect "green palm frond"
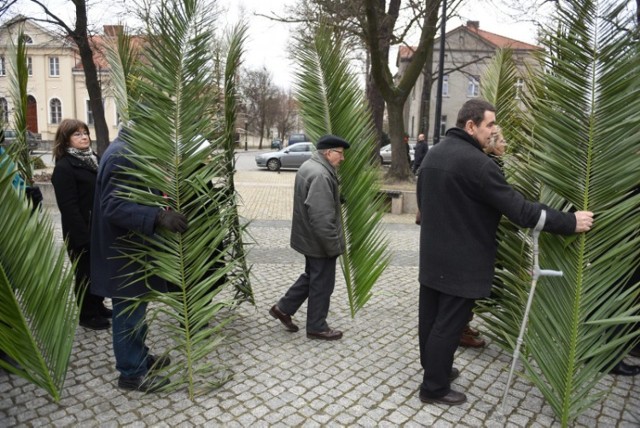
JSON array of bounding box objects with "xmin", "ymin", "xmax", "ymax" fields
[
  {"xmin": 293, "ymin": 24, "xmax": 391, "ymax": 317},
  {"xmin": 6, "ymin": 26, "xmax": 33, "ymax": 184},
  {"xmin": 109, "ymin": 0, "xmax": 252, "ymax": 398},
  {"xmin": 479, "ymin": 1, "xmax": 640, "ymax": 425},
  {"xmin": 0, "ymin": 159, "xmax": 79, "ymax": 401},
  {"xmin": 104, "ymin": 26, "xmax": 141, "ymax": 125}
]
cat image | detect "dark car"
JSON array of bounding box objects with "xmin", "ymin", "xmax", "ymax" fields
[
  {"xmin": 1, "ymin": 129, "xmax": 39, "ymax": 153},
  {"xmin": 271, "ymin": 139, "xmax": 282, "ymax": 150},
  {"xmin": 287, "ymin": 133, "xmax": 308, "ymax": 147},
  {"xmin": 255, "ymin": 142, "xmax": 315, "ymax": 171}
]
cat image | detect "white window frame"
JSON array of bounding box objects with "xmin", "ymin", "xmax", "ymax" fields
[
  {"xmin": 86, "ymin": 100, "xmax": 94, "ymax": 125},
  {"xmin": 440, "ymin": 115, "xmax": 447, "ymax": 136},
  {"xmin": 27, "ymin": 57, "xmax": 33, "ymax": 76},
  {"xmin": 50, "ymin": 98, "xmax": 62, "ymax": 124},
  {"xmin": 442, "ymin": 75, "xmax": 449, "ymax": 97},
  {"xmin": 49, "ymin": 57, "xmax": 60, "ymax": 77},
  {"xmin": 515, "ymin": 78, "xmax": 524, "ymax": 99},
  {"xmin": 0, "ymin": 98, "xmax": 8, "ymax": 123},
  {"xmin": 0, "ymin": 57, "xmax": 5, "ymax": 76},
  {"xmin": 467, "ymin": 75, "xmax": 480, "ymax": 97}
]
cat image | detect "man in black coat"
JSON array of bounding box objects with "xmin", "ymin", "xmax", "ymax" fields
[
  {"xmin": 91, "ymin": 127, "xmax": 188, "ymax": 392},
  {"xmin": 412, "ymin": 133, "xmax": 428, "ymax": 174},
  {"xmin": 415, "ymin": 99, "xmax": 594, "ymax": 406}
]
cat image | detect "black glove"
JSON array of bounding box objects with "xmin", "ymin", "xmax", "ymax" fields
[
  {"xmin": 25, "ymin": 186, "xmax": 43, "ymax": 211},
  {"xmin": 155, "ymin": 210, "xmax": 189, "ymax": 233}
]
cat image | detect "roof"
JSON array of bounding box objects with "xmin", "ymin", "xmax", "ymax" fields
[{"xmin": 397, "ymin": 21, "xmax": 539, "ymax": 63}]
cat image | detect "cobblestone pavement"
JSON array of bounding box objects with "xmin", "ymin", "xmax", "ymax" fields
[{"xmin": 1, "ymin": 164, "xmax": 639, "ymax": 427}]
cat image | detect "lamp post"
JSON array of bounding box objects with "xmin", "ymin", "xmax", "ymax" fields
[
  {"xmin": 244, "ymin": 121, "xmax": 248, "ymax": 151},
  {"xmin": 432, "ymin": 0, "xmax": 447, "ymax": 145}
]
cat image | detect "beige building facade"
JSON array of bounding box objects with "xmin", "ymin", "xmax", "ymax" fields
[
  {"xmin": 397, "ymin": 21, "xmax": 539, "ymax": 144},
  {"xmin": 0, "ymin": 17, "xmax": 119, "ymax": 142}
]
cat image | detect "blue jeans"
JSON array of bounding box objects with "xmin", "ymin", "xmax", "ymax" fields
[{"xmin": 112, "ymin": 298, "xmax": 150, "ymax": 378}]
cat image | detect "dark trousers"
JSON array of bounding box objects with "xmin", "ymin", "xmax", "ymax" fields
[
  {"xmin": 112, "ymin": 298, "xmax": 150, "ymax": 378},
  {"xmin": 278, "ymin": 255, "xmax": 337, "ymax": 332},
  {"xmin": 69, "ymin": 248, "xmax": 105, "ymax": 321},
  {"xmin": 419, "ymin": 285, "xmax": 475, "ymax": 398}
]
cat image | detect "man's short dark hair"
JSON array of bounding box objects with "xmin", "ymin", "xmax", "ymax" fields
[{"xmin": 455, "ymin": 99, "xmax": 496, "ymax": 128}]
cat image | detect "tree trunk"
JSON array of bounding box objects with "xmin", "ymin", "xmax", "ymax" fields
[
  {"xmin": 366, "ymin": 75, "xmax": 385, "ymax": 161},
  {"xmin": 71, "ymin": 4, "xmax": 109, "ymax": 156},
  {"xmin": 418, "ymin": 49, "xmax": 435, "ymax": 141},
  {"xmin": 386, "ymin": 99, "xmax": 411, "ymax": 180}
]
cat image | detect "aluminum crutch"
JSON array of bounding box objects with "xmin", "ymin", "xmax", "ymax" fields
[{"xmin": 499, "ymin": 209, "xmax": 564, "ymax": 416}]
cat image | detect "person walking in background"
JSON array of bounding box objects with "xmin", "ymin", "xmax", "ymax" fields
[
  {"xmin": 51, "ymin": 119, "xmax": 111, "ymax": 331},
  {"xmin": 91, "ymin": 126, "xmax": 188, "ymax": 392},
  {"xmin": 416, "ymin": 99, "xmax": 594, "ymax": 406},
  {"xmin": 269, "ymin": 134, "xmax": 350, "ymax": 341},
  {"xmin": 412, "ymin": 133, "xmax": 428, "ymax": 175}
]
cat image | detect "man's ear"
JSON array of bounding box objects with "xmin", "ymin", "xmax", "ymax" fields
[{"xmin": 464, "ymin": 119, "xmax": 476, "ymax": 135}]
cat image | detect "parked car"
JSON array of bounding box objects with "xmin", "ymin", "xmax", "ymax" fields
[
  {"xmin": 379, "ymin": 143, "xmax": 415, "ymax": 165},
  {"xmin": 271, "ymin": 139, "xmax": 282, "ymax": 150},
  {"xmin": 255, "ymin": 142, "xmax": 315, "ymax": 171},
  {"xmin": 1, "ymin": 129, "xmax": 39, "ymax": 153},
  {"xmin": 287, "ymin": 133, "xmax": 308, "ymax": 147}
]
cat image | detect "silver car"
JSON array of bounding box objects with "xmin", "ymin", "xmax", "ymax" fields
[
  {"xmin": 379, "ymin": 143, "xmax": 415, "ymax": 165},
  {"xmin": 255, "ymin": 142, "xmax": 315, "ymax": 171}
]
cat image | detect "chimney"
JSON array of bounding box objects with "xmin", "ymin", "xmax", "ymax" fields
[
  {"xmin": 103, "ymin": 25, "xmax": 123, "ymax": 37},
  {"xmin": 467, "ymin": 21, "xmax": 479, "ymax": 31}
]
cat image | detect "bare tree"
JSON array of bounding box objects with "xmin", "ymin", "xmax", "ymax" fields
[
  {"xmin": 1, "ymin": 1, "xmax": 112, "ymax": 155},
  {"xmin": 273, "ymin": 88, "xmax": 297, "ymax": 142},
  {"xmin": 240, "ymin": 66, "xmax": 279, "ymax": 150}
]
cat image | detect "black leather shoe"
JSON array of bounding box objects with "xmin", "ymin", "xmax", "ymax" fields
[
  {"xmin": 147, "ymin": 354, "xmax": 171, "ymax": 371},
  {"xmin": 449, "ymin": 368, "xmax": 460, "ymax": 381},
  {"xmin": 610, "ymin": 361, "xmax": 640, "ymax": 376},
  {"xmin": 306, "ymin": 329, "xmax": 343, "ymax": 341},
  {"xmin": 79, "ymin": 316, "xmax": 110, "ymax": 330},
  {"xmin": 118, "ymin": 375, "xmax": 170, "ymax": 392},
  {"xmin": 269, "ymin": 305, "xmax": 299, "ymax": 332},
  {"xmin": 419, "ymin": 389, "xmax": 467, "ymax": 405},
  {"xmin": 99, "ymin": 305, "xmax": 113, "ymax": 317}
]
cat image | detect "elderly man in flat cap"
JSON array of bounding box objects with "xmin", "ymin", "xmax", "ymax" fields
[{"xmin": 269, "ymin": 134, "xmax": 350, "ymax": 341}]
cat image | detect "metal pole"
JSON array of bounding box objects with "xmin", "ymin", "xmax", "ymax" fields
[
  {"xmin": 432, "ymin": 0, "xmax": 447, "ymax": 145},
  {"xmin": 244, "ymin": 121, "xmax": 248, "ymax": 151}
]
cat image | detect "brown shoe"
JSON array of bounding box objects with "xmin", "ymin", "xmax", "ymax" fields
[
  {"xmin": 463, "ymin": 324, "xmax": 480, "ymax": 337},
  {"xmin": 419, "ymin": 389, "xmax": 467, "ymax": 405},
  {"xmin": 269, "ymin": 305, "xmax": 299, "ymax": 332},
  {"xmin": 307, "ymin": 329, "xmax": 343, "ymax": 341},
  {"xmin": 459, "ymin": 333, "xmax": 486, "ymax": 348}
]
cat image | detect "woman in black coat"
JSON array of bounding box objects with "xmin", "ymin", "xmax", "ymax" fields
[{"xmin": 51, "ymin": 119, "xmax": 110, "ymax": 330}]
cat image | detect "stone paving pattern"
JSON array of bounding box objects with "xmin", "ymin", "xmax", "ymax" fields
[{"xmin": 1, "ymin": 158, "xmax": 639, "ymax": 427}]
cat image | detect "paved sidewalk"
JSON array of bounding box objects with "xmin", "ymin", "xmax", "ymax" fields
[{"xmin": 1, "ymin": 168, "xmax": 638, "ymax": 427}]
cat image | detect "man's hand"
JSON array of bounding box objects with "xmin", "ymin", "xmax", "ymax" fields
[
  {"xmin": 155, "ymin": 210, "xmax": 189, "ymax": 233},
  {"xmin": 574, "ymin": 211, "xmax": 594, "ymax": 233}
]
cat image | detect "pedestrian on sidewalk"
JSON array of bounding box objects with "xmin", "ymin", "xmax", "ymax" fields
[
  {"xmin": 269, "ymin": 134, "xmax": 350, "ymax": 341},
  {"xmin": 51, "ymin": 119, "xmax": 111, "ymax": 331},
  {"xmin": 90, "ymin": 126, "xmax": 188, "ymax": 392},
  {"xmin": 416, "ymin": 99, "xmax": 594, "ymax": 406},
  {"xmin": 412, "ymin": 133, "xmax": 428, "ymax": 175}
]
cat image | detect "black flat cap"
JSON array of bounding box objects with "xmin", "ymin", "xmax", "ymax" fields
[{"xmin": 316, "ymin": 134, "xmax": 351, "ymax": 150}]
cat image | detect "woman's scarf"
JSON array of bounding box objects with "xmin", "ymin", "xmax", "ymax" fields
[{"xmin": 66, "ymin": 147, "xmax": 98, "ymax": 171}]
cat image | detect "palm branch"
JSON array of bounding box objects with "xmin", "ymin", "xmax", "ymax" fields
[
  {"xmin": 6, "ymin": 26, "xmax": 33, "ymax": 184},
  {"xmin": 103, "ymin": 26, "xmax": 141, "ymax": 125},
  {"xmin": 293, "ymin": 24, "xmax": 391, "ymax": 317},
  {"xmin": 479, "ymin": 1, "xmax": 640, "ymax": 425},
  {"xmin": 105, "ymin": 0, "xmax": 252, "ymax": 398},
  {"xmin": 0, "ymin": 158, "xmax": 79, "ymax": 401}
]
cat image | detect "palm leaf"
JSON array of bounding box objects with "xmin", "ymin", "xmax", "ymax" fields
[
  {"xmin": 6, "ymin": 26, "xmax": 33, "ymax": 184},
  {"xmin": 293, "ymin": 24, "xmax": 391, "ymax": 317},
  {"xmin": 0, "ymin": 157, "xmax": 79, "ymax": 401},
  {"xmin": 479, "ymin": 1, "xmax": 640, "ymax": 425},
  {"xmin": 103, "ymin": 26, "xmax": 141, "ymax": 125},
  {"xmin": 107, "ymin": 0, "xmax": 252, "ymax": 398}
]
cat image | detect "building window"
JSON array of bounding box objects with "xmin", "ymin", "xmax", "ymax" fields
[
  {"xmin": 442, "ymin": 75, "xmax": 449, "ymax": 96},
  {"xmin": 0, "ymin": 98, "xmax": 8, "ymax": 123},
  {"xmin": 467, "ymin": 75, "xmax": 480, "ymax": 97},
  {"xmin": 440, "ymin": 115, "xmax": 447, "ymax": 136},
  {"xmin": 86, "ymin": 100, "xmax": 94, "ymax": 125},
  {"xmin": 515, "ymin": 78, "xmax": 524, "ymax": 99},
  {"xmin": 50, "ymin": 98, "xmax": 62, "ymax": 124},
  {"xmin": 0, "ymin": 57, "xmax": 5, "ymax": 76},
  {"xmin": 27, "ymin": 57, "xmax": 33, "ymax": 76},
  {"xmin": 49, "ymin": 57, "xmax": 60, "ymax": 76},
  {"xmin": 22, "ymin": 34, "xmax": 33, "ymax": 44}
]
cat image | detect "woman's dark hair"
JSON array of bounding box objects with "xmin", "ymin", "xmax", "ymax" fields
[
  {"xmin": 455, "ymin": 99, "xmax": 496, "ymax": 128},
  {"xmin": 52, "ymin": 119, "xmax": 91, "ymax": 161}
]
